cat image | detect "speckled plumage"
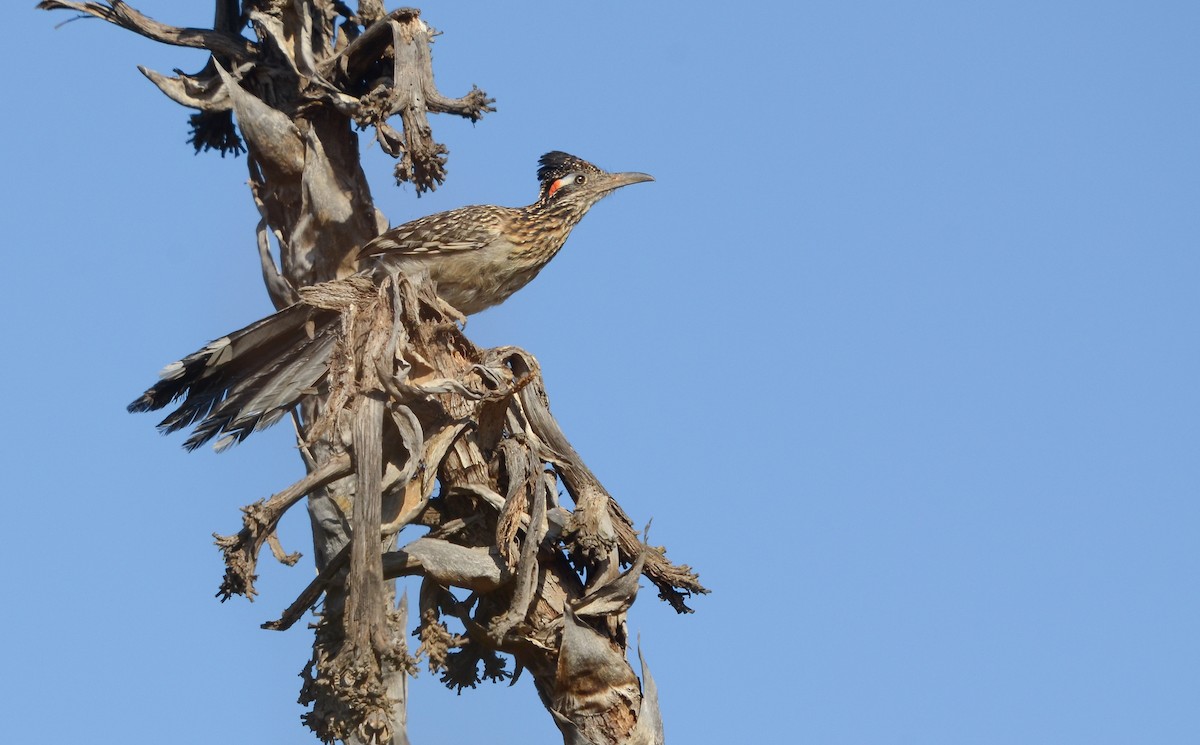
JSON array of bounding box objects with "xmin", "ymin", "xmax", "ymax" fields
[
  {"xmin": 131, "ymin": 152, "xmax": 652, "ymax": 449},
  {"xmin": 357, "ymin": 151, "xmax": 651, "ymax": 314}
]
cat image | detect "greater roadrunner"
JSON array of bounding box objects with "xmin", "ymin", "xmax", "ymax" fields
[{"xmin": 129, "ymin": 151, "xmax": 652, "ymax": 450}]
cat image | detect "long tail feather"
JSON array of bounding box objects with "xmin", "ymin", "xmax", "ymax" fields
[{"xmin": 129, "ymin": 303, "xmax": 339, "ymax": 450}]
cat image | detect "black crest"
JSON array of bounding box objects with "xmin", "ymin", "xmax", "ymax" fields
[{"xmin": 537, "ymin": 151, "xmax": 602, "ymax": 185}]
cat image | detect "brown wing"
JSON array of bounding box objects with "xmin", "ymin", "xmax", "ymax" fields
[{"xmin": 357, "ymin": 205, "xmax": 508, "ymax": 262}]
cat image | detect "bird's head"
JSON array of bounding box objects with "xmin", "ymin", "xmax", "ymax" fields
[{"xmin": 535, "ymin": 151, "xmax": 654, "ymax": 210}]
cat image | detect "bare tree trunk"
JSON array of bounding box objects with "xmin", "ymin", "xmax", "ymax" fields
[{"xmin": 38, "ymin": 3, "xmax": 705, "ymax": 743}]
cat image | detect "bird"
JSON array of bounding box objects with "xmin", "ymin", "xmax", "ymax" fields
[{"xmin": 128, "ymin": 151, "xmax": 653, "ymax": 450}]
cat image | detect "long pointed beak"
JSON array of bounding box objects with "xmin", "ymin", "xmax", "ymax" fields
[{"xmin": 597, "ymin": 171, "xmax": 655, "ymax": 193}]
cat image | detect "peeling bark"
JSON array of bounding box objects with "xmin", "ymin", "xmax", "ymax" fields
[{"xmin": 39, "ymin": 3, "xmax": 701, "ymax": 743}]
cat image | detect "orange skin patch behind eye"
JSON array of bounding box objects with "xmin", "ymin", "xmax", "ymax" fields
[{"xmin": 548, "ymin": 178, "xmax": 565, "ymax": 197}]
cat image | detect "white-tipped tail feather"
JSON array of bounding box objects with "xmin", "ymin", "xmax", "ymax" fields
[{"xmin": 129, "ymin": 303, "xmax": 338, "ymax": 451}]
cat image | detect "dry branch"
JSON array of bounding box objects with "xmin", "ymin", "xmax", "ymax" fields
[
  {"xmin": 252, "ymin": 271, "xmax": 702, "ymax": 738},
  {"xmin": 214, "ymin": 453, "xmax": 353, "ymax": 601},
  {"xmin": 40, "ymin": 2, "xmax": 696, "ymax": 743},
  {"xmin": 37, "ymin": 1, "xmax": 256, "ymax": 61}
]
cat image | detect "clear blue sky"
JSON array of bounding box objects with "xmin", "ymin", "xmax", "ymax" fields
[{"xmin": 3, "ymin": 2, "xmax": 1197, "ymax": 743}]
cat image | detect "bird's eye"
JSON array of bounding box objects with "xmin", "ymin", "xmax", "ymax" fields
[{"xmin": 574, "ymin": 174, "xmax": 586, "ymax": 185}]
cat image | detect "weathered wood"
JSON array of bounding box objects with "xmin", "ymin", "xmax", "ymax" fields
[
  {"xmin": 507, "ymin": 349, "xmax": 706, "ymax": 613},
  {"xmin": 37, "ymin": 1, "xmax": 257, "ymax": 61},
  {"xmin": 213, "ymin": 453, "xmax": 353, "ymax": 601},
  {"xmin": 39, "ymin": 3, "xmax": 698, "ymax": 743}
]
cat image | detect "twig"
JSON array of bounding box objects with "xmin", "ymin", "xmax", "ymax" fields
[{"xmin": 37, "ymin": 1, "xmax": 257, "ymax": 62}]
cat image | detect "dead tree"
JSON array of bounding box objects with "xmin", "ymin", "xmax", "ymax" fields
[{"xmin": 37, "ymin": 3, "xmax": 706, "ymax": 743}]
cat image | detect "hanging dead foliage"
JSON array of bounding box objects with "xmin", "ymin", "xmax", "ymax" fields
[{"xmin": 38, "ymin": 3, "xmax": 704, "ymax": 743}]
